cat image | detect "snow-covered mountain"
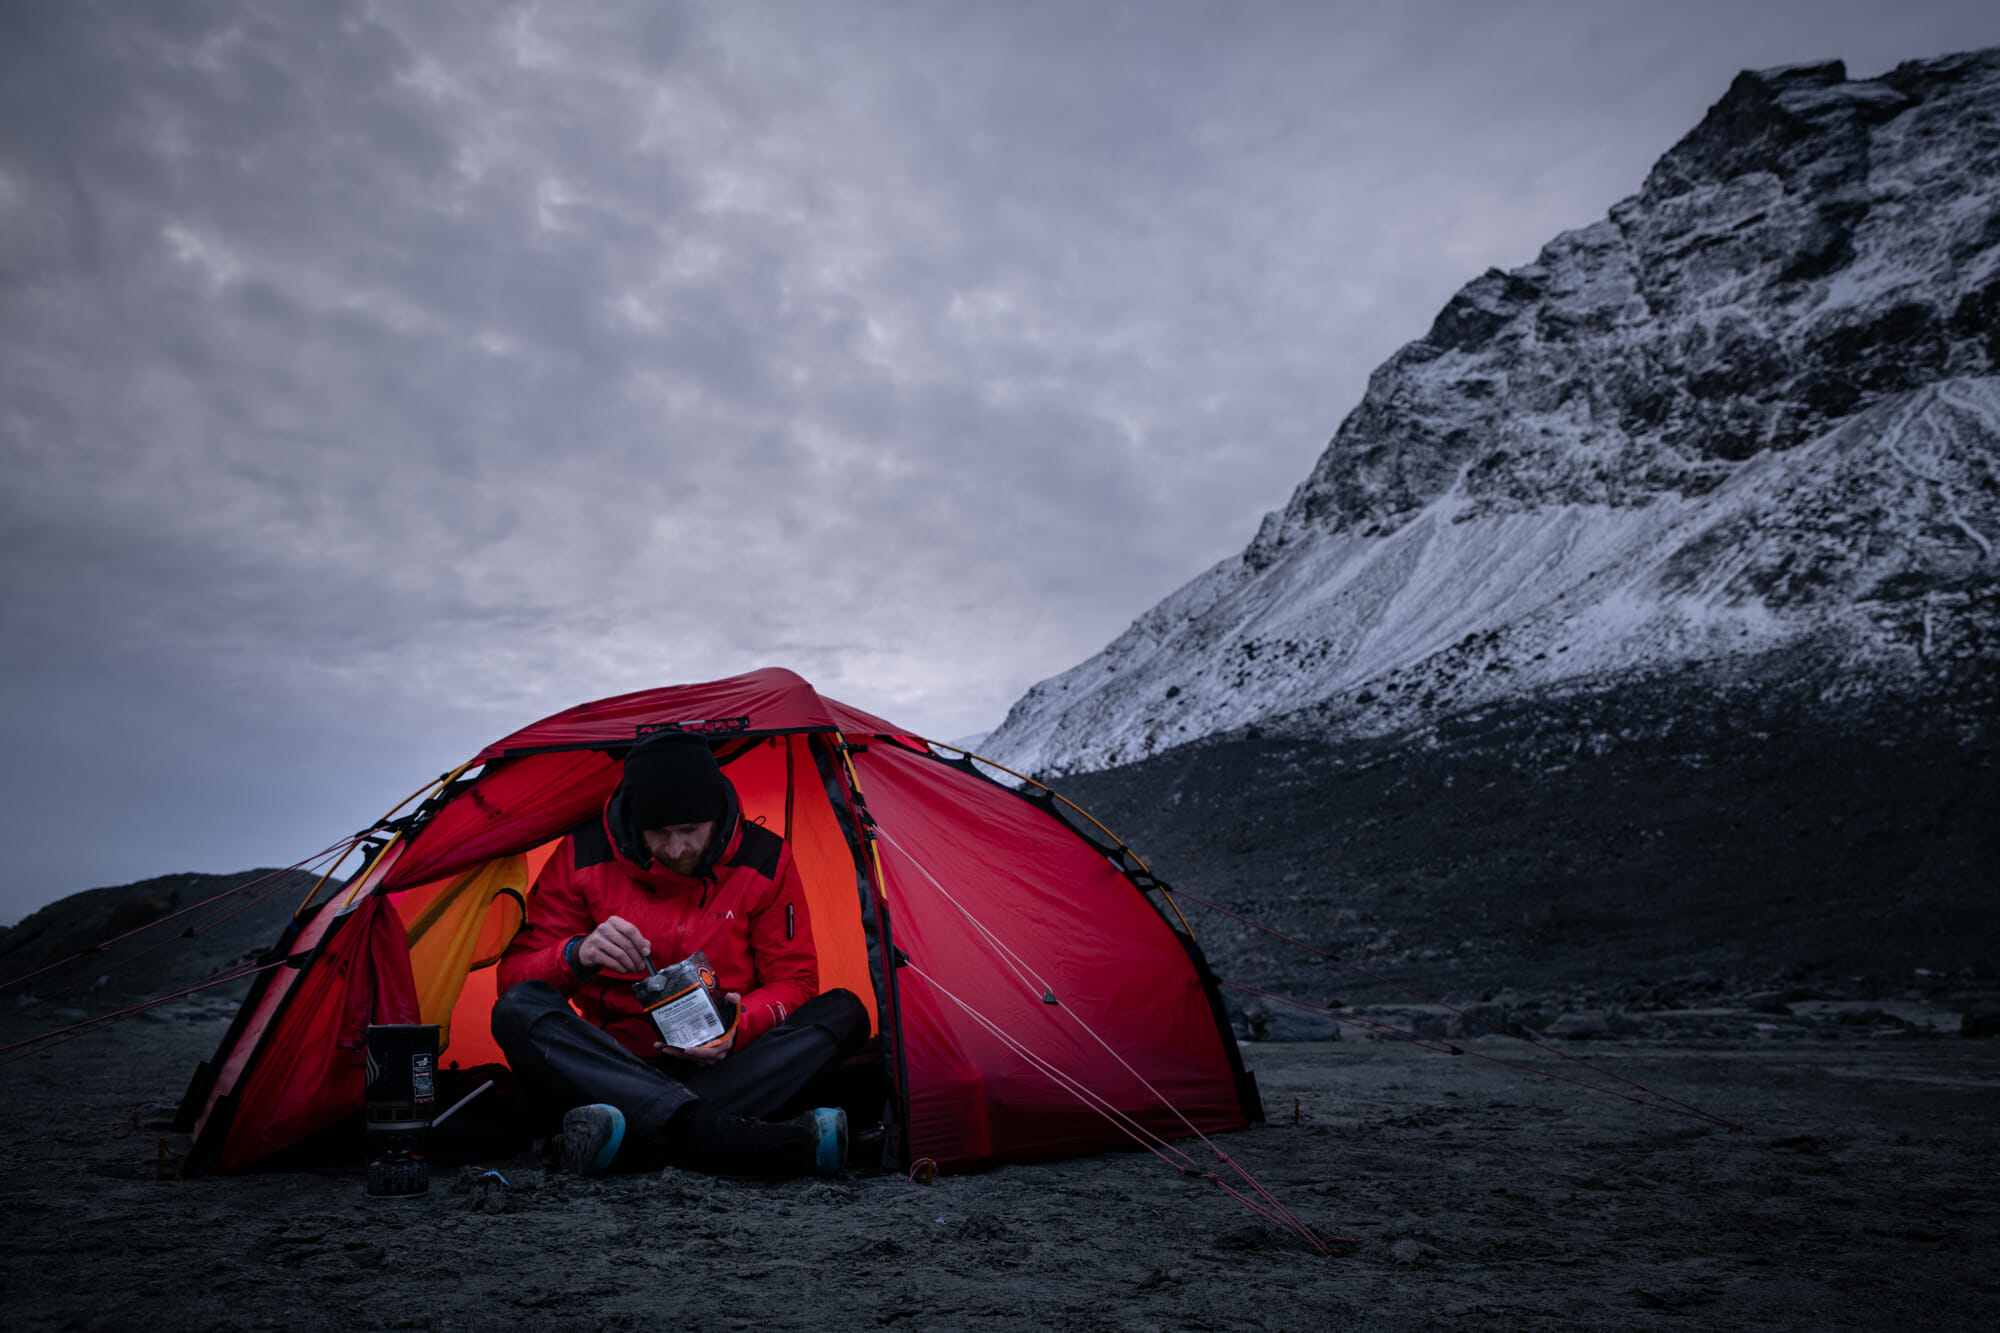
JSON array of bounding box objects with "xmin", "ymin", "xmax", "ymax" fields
[{"xmin": 987, "ymin": 51, "xmax": 2000, "ymax": 778}]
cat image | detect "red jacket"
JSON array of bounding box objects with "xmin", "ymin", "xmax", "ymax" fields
[{"xmin": 497, "ymin": 788, "xmax": 820, "ymax": 1060}]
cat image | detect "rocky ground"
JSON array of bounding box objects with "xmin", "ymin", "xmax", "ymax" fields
[
  {"xmin": 1, "ymin": 1002, "xmax": 1996, "ymax": 1331},
  {"xmin": 1053, "ymin": 666, "xmax": 1999, "ymax": 1027}
]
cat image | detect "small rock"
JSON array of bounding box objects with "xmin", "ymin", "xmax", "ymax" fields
[
  {"xmin": 135, "ymin": 1102, "xmax": 179, "ymax": 1131},
  {"xmin": 346, "ymin": 1243, "xmax": 388, "ymax": 1269},
  {"xmin": 1233, "ymin": 1000, "xmax": 1340, "ymax": 1042},
  {"xmin": 451, "ymin": 1165, "xmax": 511, "ymax": 1212},
  {"xmin": 1771, "ymin": 1134, "xmax": 1828, "ymax": 1154},
  {"xmin": 1546, "ymin": 1011, "xmax": 1611, "ymax": 1039},
  {"xmin": 1630, "ymin": 1284, "xmax": 1713, "ymax": 1309},
  {"xmin": 952, "ymin": 1212, "xmax": 1006, "ymax": 1241},
  {"xmin": 1960, "ymin": 1006, "xmax": 2000, "ymax": 1039},
  {"xmin": 1212, "ymin": 1223, "xmax": 1276, "ymax": 1250},
  {"xmin": 1389, "ymin": 1237, "xmax": 1442, "ymax": 1266}
]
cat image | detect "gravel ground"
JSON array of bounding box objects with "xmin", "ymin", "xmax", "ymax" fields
[{"xmin": 2, "ymin": 1009, "xmax": 1996, "ymax": 1331}]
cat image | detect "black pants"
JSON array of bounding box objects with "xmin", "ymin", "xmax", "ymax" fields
[{"xmin": 491, "ymin": 981, "xmax": 870, "ymax": 1154}]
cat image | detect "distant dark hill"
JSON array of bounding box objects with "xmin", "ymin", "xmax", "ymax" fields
[
  {"xmin": 0, "ymin": 869, "xmax": 326, "ymax": 1016},
  {"xmin": 1052, "ymin": 659, "xmax": 1998, "ymax": 1012}
]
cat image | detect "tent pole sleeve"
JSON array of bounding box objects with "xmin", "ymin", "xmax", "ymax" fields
[
  {"xmin": 296, "ymin": 758, "xmax": 484, "ymax": 919},
  {"xmin": 917, "ymin": 738, "xmax": 1201, "ymax": 941},
  {"xmin": 818, "ymin": 733, "xmax": 912, "ymax": 1171},
  {"xmin": 835, "ymin": 734, "xmax": 892, "ymax": 899}
]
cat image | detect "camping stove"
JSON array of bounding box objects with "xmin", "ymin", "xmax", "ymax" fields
[{"xmin": 364, "ymin": 1023, "xmax": 438, "ymax": 1196}]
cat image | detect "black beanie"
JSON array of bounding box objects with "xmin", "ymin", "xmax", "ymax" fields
[{"xmin": 620, "ymin": 738, "xmax": 728, "ymax": 829}]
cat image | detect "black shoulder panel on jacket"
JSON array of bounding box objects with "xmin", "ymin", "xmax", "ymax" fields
[
  {"xmin": 572, "ymin": 817, "xmax": 616, "ymax": 870},
  {"xmin": 726, "ymin": 820, "xmax": 783, "ymax": 880}
]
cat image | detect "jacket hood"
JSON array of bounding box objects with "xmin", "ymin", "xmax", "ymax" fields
[{"xmin": 604, "ymin": 772, "xmax": 743, "ymax": 884}]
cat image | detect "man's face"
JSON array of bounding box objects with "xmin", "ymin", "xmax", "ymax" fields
[{"xmin": 642, "ymin": 821, "xmax": 716, "ymax": 876}]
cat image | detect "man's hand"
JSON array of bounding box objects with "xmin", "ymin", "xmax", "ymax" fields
[
  {"xmin": 659, "ymin": 993, "xmax": 741, "ymax": 1064},
  {"xmin": 576, "ymin": 915, "xmax": 652, "ymax": 975}
]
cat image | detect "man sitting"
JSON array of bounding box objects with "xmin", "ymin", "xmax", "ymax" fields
[{"xmin": 492, "ymin": 734, "xmax": 869, "ymax": 1176}]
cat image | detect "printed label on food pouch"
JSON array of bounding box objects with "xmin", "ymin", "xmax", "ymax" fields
[
  {"xmin": 648, "ymin": 988, "xmax": 727, "ymax": 1049},
  {"xmin": 632, "ymin": 949, "xmax": 733, "ymax": 1050}
]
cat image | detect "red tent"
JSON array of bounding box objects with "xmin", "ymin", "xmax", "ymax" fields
[{"xmin": 178, "ymin": 668, "xmax": 1260, "ymax": 1175}]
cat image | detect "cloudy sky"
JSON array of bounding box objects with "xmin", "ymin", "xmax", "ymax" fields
[{"xmin": 3, "ymin": 0, "xmax": 1995, "ymax": 921}]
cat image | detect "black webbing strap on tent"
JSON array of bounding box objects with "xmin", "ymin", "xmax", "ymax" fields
[
  {"xmin": 899, "ymin": 740, "xmax": 1192, "ymax": 930},
  {"xmin": 812, "ymin": 733, "xmax": 913, "ymax": 1173}
]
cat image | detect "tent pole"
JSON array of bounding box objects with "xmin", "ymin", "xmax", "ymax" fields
[
  {"xmin": 296, "ymin": 759, "xmax": 484, "ymax": 918},
  {"xmin": 919, "ymin": 739, "xmax": 1200, "ymax": 941}
]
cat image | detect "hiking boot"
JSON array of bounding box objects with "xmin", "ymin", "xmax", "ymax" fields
[
  {"xmin": 810, "ymin": 1106, "xmax": 848, "ymax": 1177},
  {"xmin": 559, "ymin": 1103, "xmax": 627, "ymax": 1176}
]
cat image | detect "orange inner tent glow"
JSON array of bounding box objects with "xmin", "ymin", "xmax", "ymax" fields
[{"xmin": 396, "ymin": 734, "xmax": 878, "ymax": 1073}]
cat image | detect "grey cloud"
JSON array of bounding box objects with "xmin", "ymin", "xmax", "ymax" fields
[{"xmin": 4, "ymin": 0, "xmax": 1998, "ymax": 917}]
